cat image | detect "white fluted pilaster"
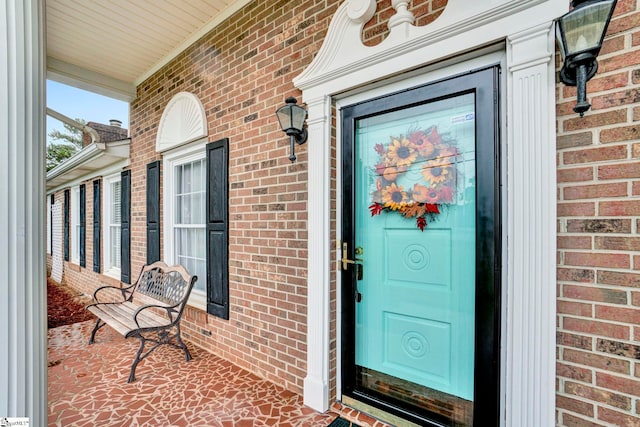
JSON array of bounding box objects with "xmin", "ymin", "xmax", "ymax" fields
[
  {"xmin": 505, "ymin": 23, "xmax": 557, "ymax": 427},
  {"xmin": 303, "ymin": 95, "xmax": 333, "ymax": 412},
  {"xmin": 0, "ymin": 0, "xmax": 47, "ymax": 424}
]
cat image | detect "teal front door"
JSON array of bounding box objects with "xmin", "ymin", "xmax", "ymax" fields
[{"xmin": 341, "ymin": 67, "xmax": 501, "ymax": 426}]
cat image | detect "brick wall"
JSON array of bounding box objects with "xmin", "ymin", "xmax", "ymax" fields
[
  {"xmin": 120, "ymin": 0, "xmax": 448, "ymax": 398},
  {"xmin": 556, "ymin": 1, "xmax": 640, "ymax": 425}
]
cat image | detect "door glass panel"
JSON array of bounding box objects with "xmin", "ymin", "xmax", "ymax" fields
[{"xmin": 354, "ymin": 93, "xmax": 476, "ymax": 426}]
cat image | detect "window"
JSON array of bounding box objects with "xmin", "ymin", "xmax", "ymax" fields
[
  {"xmin": 71, "ymin": 186, "xmax": 80, "ymax": 264},
  {"xmin": 164, "ymin": 141, "xmax": 207, "ymax": 309},
  {"xmin": 103, "ymin": 173, "xmax": 121, "ymax": 276}
]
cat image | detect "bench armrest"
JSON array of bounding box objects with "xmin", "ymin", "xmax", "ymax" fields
[
  {"xmin": 92, "ymin": 282, "xmax": 136, "ymax": 304},
  {"xmin": 132, "ymin": 303, "xmax": 179, "ymax": 329}
]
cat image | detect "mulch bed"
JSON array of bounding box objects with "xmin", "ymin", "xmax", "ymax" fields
[{"xmin": 47, "ymin": 277, "xmax": 95, "ymax": 329}]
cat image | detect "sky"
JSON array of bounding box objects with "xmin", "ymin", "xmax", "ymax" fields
[{"xmin": 46, "ymin": 80, "xmax": 129, "ymax": 145}]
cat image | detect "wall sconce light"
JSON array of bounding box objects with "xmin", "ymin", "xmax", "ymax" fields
[
  {"xmin": 556, "ymin": 0, "xmax": 617, "ymax": 117},
  {"xmin": 276, "ymin": 97, "xmax": 308, "ymax": 162}
]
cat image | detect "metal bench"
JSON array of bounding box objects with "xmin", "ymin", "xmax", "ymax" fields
[{"xmin": 86, "ymin": 261, "xmax": 197, "ymax": 383}]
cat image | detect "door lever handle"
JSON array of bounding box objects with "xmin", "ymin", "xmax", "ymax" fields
[{"xmin": 341, "ymin": 242, "xmax": 362, "ymax": 270}]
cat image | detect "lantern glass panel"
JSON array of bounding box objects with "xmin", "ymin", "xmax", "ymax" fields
[
  {"xmin": 559, "ymin": 0, "xmax": 616, "ymax": 56},
  {"xmin": 276, "ymin": 105, "xmax": 293, "ymax": 131},
  {"xmin": 290, "ymin": 105, "xmax": 307, "ymax": 130}
]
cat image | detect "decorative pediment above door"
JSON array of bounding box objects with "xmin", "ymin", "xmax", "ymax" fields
[{"xmin": 295, "ymin": 0, "xmax": 555, "ymax": 91}]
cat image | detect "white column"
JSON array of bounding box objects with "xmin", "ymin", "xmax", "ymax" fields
[
  {"xmin": 505, "ymin": 23, "xmax": 557, "ymax": 427},
  {"xmin": 0, "ymin": 0, "xmax": 47, "ymax": 424},
  {"xmin": 303, "ymin": 94, "xmax": 332, "ymax": 412}
]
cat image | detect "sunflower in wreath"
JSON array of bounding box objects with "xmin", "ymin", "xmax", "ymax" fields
[{"xmin": 369, "ymin": 126, "xmax": 459, "ymax": 231}]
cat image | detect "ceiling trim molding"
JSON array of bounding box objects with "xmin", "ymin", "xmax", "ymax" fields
[
  {"xmin": 47, "ymin": 57, "xmax": 136, "ymax": 101},
  {"xmin": 135, "ymin": 0, "xmax": 254, "ymax": 86}
]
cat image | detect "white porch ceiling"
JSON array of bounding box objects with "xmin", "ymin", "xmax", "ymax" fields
[{"xmin": 46, "ymin": 0, "xmax": 252, "ymax": 101}]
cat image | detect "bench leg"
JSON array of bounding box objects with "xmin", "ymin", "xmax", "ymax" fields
[
  {"xmin": 174, "ymin": 324, "xmax": 192, "ymax": 362},
  {"xmin": 88, "ymin": 318, "xmax": 106, "ymax": 344},
  {"xmin": 128, "ymin": 336, "xmax": 146, "ymax": 383}
]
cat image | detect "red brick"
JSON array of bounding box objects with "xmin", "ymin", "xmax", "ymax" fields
[
  {"xmin": 558, "ymin": 167, "xmax": 594, "ymax": 183},
  {"xmin": 601, "ymin": 125, "xmax": 640, "ymax": 143},
  {"xmin": 558, "ymin": 268, "xmax": 596, "ymax": 283},
  {"xmin": 563, "ymin": 110, "xmax": 627, "ymax": 133},
  {"xmin": 562, "ymin": 349, "xmax": 631, "ymax": 374},
  {"xmin": 560, "ymin": 413, "xmax": 604, "ymax": 427},
  {"xmin": 558, "ymin": 236, "xmax": 592, "ymax": 249},
  {"xmin": 564, "ymin": 317, "xmax": 630, "ymax": 339},
  {"xmin": 610, "ymin": 10, "xmax": 640, "ymax": 35},
  {"xmin": 556, "ymin": 394, "xmax": 594, "ymax": 417},
  {"xmin": 563, "ymin": 72, "xmax": 628, "ymax": 99},
  {"xmin": 633, "ymin": 143, "xmax": 640, "ymax": 158},
  {"xmin": 633, "ymin": 181, "xmax": 640, "ymax": 195},
  {"xmin": 558, "ymin": 202, "xmax": 596, "ymax": 217},
  {"xmin": 597, "ymin": 338, "xmax": 640, "ymax": 359},
  {"xmin": 557, "ymin": 362, "xmax": 593, "ymax": 383},
  {"xmin": 563, "ymin": 182, "xmax": 627, "ymax": 200},
  {"xmin": 598, "ymin": 270, "xmax": 640, "ymax": 288},
  {"xmin": 599, "ymin": 407, "xmax": 640, "ymax": 427},
  {"xmin": 600, "ymin": 49, "xmax": 640, "ymax": 73},
  {"xmin": 598, "ymin": 162, "xmax": 640, "ymax": 180},
  {"xmin": 612, "ymin": 0, "xmax": 637, "ymax": 17},
  {"xmin": 564, "ymin": 348, "xmax": 630, "ymax": 374},
  {"xmin": 600, "ymin": 35, "xmax": 627, "ymax": 55},
  {"xmin": 557, "ymin": 331, "xmax": 593, "ymax": 350},
  {"xmin": 597, "ymin": 372, "xmax": 640, "ymax": 395},
  {"xmin": 565, "ymin": 381, "xmax": 632, "ymax": 410},
  {"xmin": 558, "ymin": 299, "xmax": 593, "ymax": 316},
  {"xmin": 592, "ymin": 89, "xmax": 640, "ymax": 111},
  {"xmin": 563, "ymin": 145, "xmax": 628, "ymax": 165},
  {"xmin": 600, "ymin": 200, "xmax": 640, "ymax": 216},
  {"xmin": 595, "ymin": 236, "xmax": 640, "ymax": 251},
  {"xmin": 557, "ymin": 132, "xmax": 593, "ymax": 149},
  {"xmin": 596, "ymin": 305, "xmax": 640, "ymax": 324},
  {"xmin": 564, "ymin": 252, "xmax": 629, "ymax": 269},
  {"xmin": 563, "ymin": 284, "xmax": 627, "ymax": 304}
]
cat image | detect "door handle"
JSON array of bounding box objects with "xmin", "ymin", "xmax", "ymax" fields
[{"xmin": 341, "ymin": 242, "xmax": 362, "ymax": 270}]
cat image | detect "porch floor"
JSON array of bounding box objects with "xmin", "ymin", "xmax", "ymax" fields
[{"xmin": 47, "ymin": 320, "xmax": 390, "ymax": 426}]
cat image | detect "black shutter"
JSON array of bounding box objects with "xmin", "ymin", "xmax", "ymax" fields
[
  {"xmin": 93, "ymin": 180, "xmax": 101, "ymax": 272},
  {"xmin": 206, "ymin": 138, "xmax": 229, "ymax": 319},
  {"xmin": 79, "ymin": 184, "xmax": 86, "ymax": 267},
  {"xmin": 63, "ymin": 189, "xmax": 70, "ymax": 261},
  {"xmin": 146, "ymin": 161, "xmax": 161, "ymax": 264},
  {"xmin": 49, "ymin": 194, "xmax": 54, "ymax": 254},
  {"xmin": 121, "ymin": 170, "xmax": 131, "ymax": 284}
]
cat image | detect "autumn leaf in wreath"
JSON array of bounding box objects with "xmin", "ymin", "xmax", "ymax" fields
[{"xmin": 370, "ymin": 125, "xmax": 459, "ymax": 231}]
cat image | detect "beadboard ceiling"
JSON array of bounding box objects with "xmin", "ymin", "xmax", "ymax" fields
[{"xmin": 46, "ymin": 0, "xmax": 251, "ymax": 100}]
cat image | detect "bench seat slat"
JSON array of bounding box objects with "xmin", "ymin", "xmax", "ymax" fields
[{"xmin": 88, "ymin": 303, "xmax": 172, "ymax": 336}]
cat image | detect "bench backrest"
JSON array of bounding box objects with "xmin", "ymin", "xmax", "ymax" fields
[{"xmin": 131, "ymin": 262, "xmax": 197, "ymax": 315}]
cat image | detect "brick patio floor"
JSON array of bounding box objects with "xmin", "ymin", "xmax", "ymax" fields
[{"xmin": 47, "ymin": 320, "xmax": 390, "ymax": 427}]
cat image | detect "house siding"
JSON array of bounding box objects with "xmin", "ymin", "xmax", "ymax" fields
[
  {"xmin": 46, "ymin": 0, "xmax": 640, "ymax": 424},
  {"xmin": 556, "ymin": 1, "xmax": 640, "ymax": 425}
]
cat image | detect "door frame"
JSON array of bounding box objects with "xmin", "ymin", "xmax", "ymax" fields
[
  {"xmin": 296, "ymin": 2, "xmax": 560, "ymax": 424},
  {"xmin": 339, "ymin": 64, "xmax": 502, "ymax": 426}
]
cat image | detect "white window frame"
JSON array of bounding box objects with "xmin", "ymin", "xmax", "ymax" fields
[
  {"xmin": 70, "ymin": 185, "xmax": 80, "ymax": 264},
  {"xmin": 103, "ymin": 173, "xmax": 121, "ymax": 278},
  {"xmin": 163, "ymin": 139, "xmax": 207, "ymax": 310}
]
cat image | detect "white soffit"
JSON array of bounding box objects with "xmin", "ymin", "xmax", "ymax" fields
[{"xmin": 46, "ymin": 0, "xmax": 252, "ymax": 98}]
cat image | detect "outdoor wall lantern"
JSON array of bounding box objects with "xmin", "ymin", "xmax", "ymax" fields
[
  {"xmin": 556, "ymin": 0, "xmax": 617, "ymax": 116},
  {"xmin": 276, "ymin": 97, "xmax": 308, "ymax": 162}
]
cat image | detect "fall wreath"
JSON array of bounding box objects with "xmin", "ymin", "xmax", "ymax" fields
[{"xmin": 369, "ymin": 126, "xmax": 459, "ymax": 231}]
